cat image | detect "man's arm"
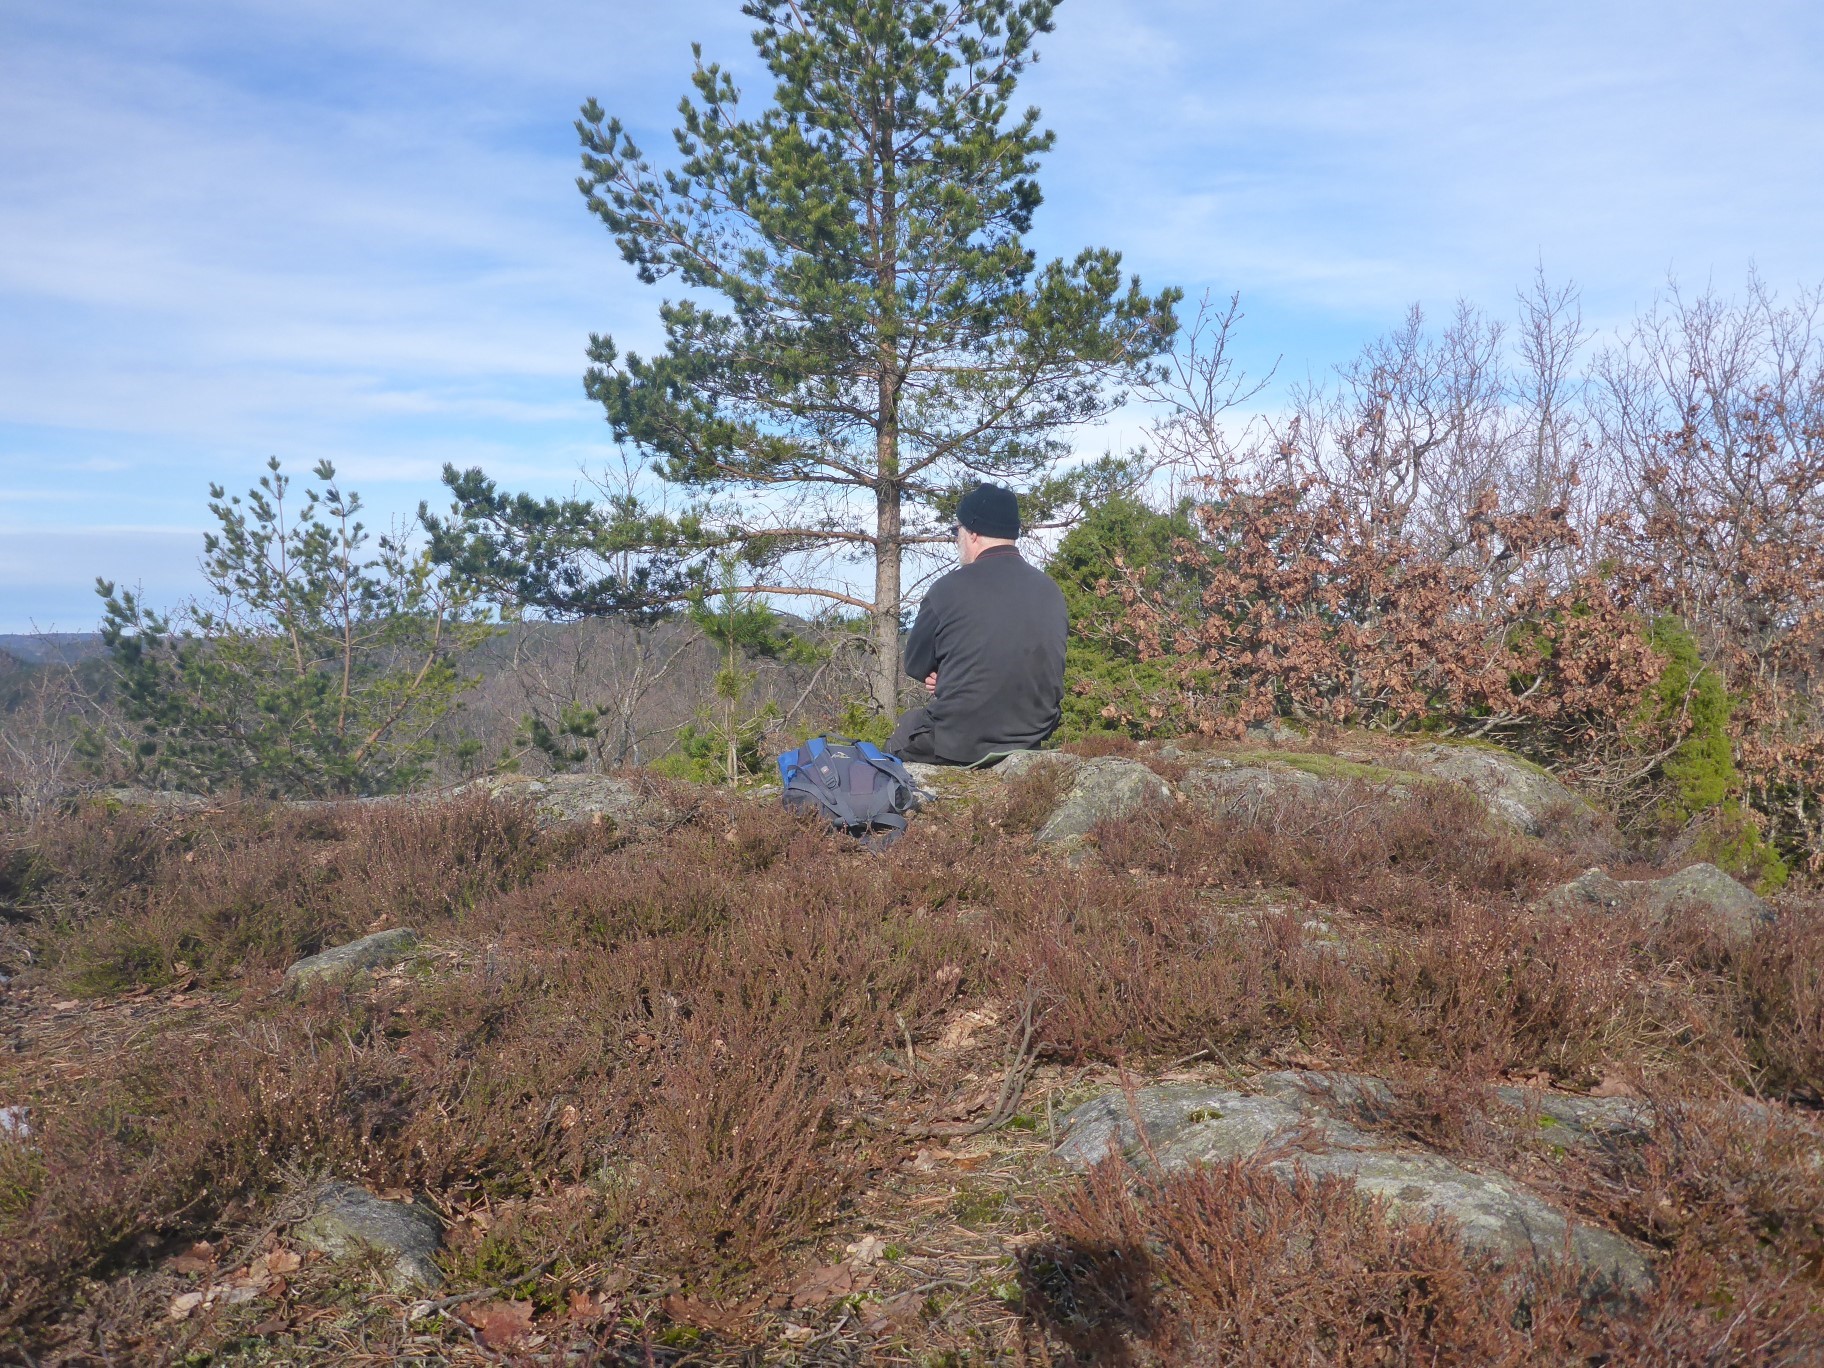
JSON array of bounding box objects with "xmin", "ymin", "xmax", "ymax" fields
[{"xmin": 902, "ymin": 583, "xmax": 946, "ymax": 681}]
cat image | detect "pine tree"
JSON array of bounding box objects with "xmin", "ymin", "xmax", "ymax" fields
[
  {"xmin": 95, "ymin": 459, "xmax": 491, "ymax": 798},
  {"xmin": 426, "ymin": 0, "xmax": 1178, "ymax": 712}
]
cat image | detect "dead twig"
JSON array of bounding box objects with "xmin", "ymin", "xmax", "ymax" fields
[{"xmin": 405, "ymin": 1257, "xmax": 555, "ymax": 1319}]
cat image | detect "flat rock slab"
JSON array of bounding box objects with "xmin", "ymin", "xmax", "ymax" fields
[
  {"xmin": 1177, "ymin": 755, "xmax": 1329, "ymax": 818},
  {"xmin": 1056, "ymin": 1072, "xmax": 1650, "ymax": 1292},
  {"xmin": 283, "ymin": 928, "xmax": 421, "ymax": 989},
  {"xmin": 97, "ymin": 787, "xmax": 215, "ymax": 813},
  {"xmin": 459, "ymin": 773, "xmax": 661, "ymax": 829},
  {"xmin": 1491, "ymin": 1086, "xmax": 1653, "ymax": 1149},
  {"xmin": 294, "ymin": 1182, "xmax": 443, "ymax": 1289},
  {"xmin": 1537, "ymin": 862, "xmax": 1772, "ymax": 945}
]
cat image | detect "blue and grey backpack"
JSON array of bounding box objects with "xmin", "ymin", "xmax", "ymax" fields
[{"xmin": 777, "ymin": 737, "xmax": 917, "ymax": 847}]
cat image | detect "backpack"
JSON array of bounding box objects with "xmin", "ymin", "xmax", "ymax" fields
[{"xmin": 777, "ymin": 737, "xmax": 917, "ymax": 847}]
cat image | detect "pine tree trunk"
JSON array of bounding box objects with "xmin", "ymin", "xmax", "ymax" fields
[
  {"xmin": 872, "ymin": 478, "xmax": 901, "ymax": 716},
  {"xmin": 871, "ymin": 96, "xmax": 902, "ymax": 722}
]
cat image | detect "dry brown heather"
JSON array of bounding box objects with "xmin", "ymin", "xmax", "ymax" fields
[{"xmin": 1, "ymin": 755, "xmax": 1822, "ymax": 1363}]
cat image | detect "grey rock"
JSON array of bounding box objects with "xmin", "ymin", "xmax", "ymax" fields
[
  {"xmin": 996, "ymin": 750, "xmax": 1082, "ymax": 781},
  {"xmin": 1178, "ymin": 756, "xmax": 1326, "ymax": 818},
  {"xmin": 283, "ymin": 928, "xmax": 422, "ymax": 989},
  {"xmin": 1244, "ymin": 718, "xmax": 1305, "ymax": 745},
  {"xmin": 1255, "ymin": 1069, "xmax": 1398, "ymax": 1123},
  {"xmin": 1056, "ymin": 1083, "xmax": 1316, "ymax": 1171},
  {"xmin": 1400, "ymin": 744, "xmax": 1591, "ymax": 837},
  {"xmin": 1056, "ymin": 1074, "xmax": 1651, "ymax": 1291},
  {"xmin": 1635, "ymin": 862, "xmax": 1772, "ymax": 944},
  {"xmin": 1535, "ymin": 862, "xmax": 1771, "ymax": 945},
  {"xmin": 1492, "ymin": 1087, "xmax": 1653, "ymax": 1148},
  {"xmin": 97, "ymin": 787, "xmax": 214, "ymax": 813},
  {"xmin": 293, "ymin": 1182, "xmax": 443, "ymax": 1289},
  {"xmin": 458, "ymin": 773, "xmax": 660, "ymax": 829},
  {"xmin": 1035, "ymin": 757, "xmax": 1172, "ymax": 845},
  {"xmin": 1538, "ymin": 867, "xmax": 1630, "ymax": 913}
]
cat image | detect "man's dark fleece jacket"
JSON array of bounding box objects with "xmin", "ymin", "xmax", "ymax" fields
[{"xmin": 901, "ymin": 546, "xmax": 1069, "ymax": 764}]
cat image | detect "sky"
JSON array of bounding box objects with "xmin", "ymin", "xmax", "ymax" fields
[{"xmin": 2, "ymin": 0, "xmax": 1820, "ymax": 633}]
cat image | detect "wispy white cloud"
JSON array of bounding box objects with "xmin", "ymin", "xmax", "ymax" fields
[{"xmin": 1, "ymin": 0, "xmax": 1820, "ymax": 631}]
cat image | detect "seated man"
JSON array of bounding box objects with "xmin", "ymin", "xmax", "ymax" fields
[{"xmin": 887, "ymin": 484, "xmax": 1069, "ymax": 766}]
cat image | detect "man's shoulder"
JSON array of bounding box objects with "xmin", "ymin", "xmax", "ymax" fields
[
  {"xmin": 924, "ymin": 565, "xmax": 966, "ymax": 602},
  {"xmin": 997, "ymin": 553, "xmax": 1067, "ymax": 595}
]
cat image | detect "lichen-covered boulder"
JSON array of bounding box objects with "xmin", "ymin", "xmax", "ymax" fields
[
  {"xmin": 1538, "ymin": 867, "xmax": 1630, "ymax": 913},
  {"xmin": 1033, "ymin": 757, "xmax": 1172, "ymax": 845},
  {"xmin": 1399, "ymin": 743, "xmax": 1591, "ymax": 836},
  {"xmin": 1056, "ymin": 1072, "xmax": 1651, "ymax": 1292},
  {"xmin": 293, "ymin": 1182, "xmax": 443, "ymax": 1289},
  {"xmin": 283, "ymin": 928, "xmax": 421, "ymax": 990},
  {"xmin": 1635, "ymin": 862, "xmax": 1773, "ymax": 943},
  {"xmin": 1535, "ymin": 861, "xmax": 1771, "ymax": 945}
]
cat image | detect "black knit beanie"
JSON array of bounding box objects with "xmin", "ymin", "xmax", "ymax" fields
[{"xmin": 955, "ymin": 484, "xmax": 1020, "ymax": 539}]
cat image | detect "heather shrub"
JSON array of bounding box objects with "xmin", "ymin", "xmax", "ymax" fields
[
  {"xmin": 1025, "ymin": 1152, "xmax": 1824, "ymax": 1365},
  {"xmin": 4, "ymin": 784, "xmax": 1822, "ymax": 1357}
]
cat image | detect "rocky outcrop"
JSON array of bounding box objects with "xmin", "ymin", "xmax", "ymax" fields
[
  {"xmin": 293, "ymin": 1182, "xmax": 443, "ymax": 1289},
  {"xmin": 96, "ymin": 787, "xmax": 215, "ymax": 813},
  {"xmin": 100, "ymin": 773, "xmax": 673, "ymax": 834},
  {"xmin": 1537, "ymin": 862, "xmax": 1772, "ymax": 945},
  {"xmin": 1176, "ymin": 754, "xmax": 1329, "ymax": 818},
  {"xmin": 1398, "ymin": 743, "xmax": 1593, "ymax": 837},
  {"xmin": 1055, "ymin": 1071, "xmax": 1651, "ymax": 1292},
  {"xmin": 283, "ymin": 928, "xmax": 422, "ymax": 989}
]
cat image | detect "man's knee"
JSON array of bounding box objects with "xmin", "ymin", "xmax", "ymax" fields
[{"xmin": 887, "ymin": 707, "xmax": 940, "ymax": 763}]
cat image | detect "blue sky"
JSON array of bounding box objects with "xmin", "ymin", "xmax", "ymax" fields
[{"xmin": 2, "ymin": 0, "xmax": 1820, "ymax": 633}]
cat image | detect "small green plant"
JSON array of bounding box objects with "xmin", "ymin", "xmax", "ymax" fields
[
  {"xmin": 91, "ymin": 458, "xmax": 494, "ymax": 798},
  {"xmin": 1642, "ymin": 618, "xmax": 1787, "ymax": 891},
  {"xmin": 651, "ymin": 558, "xmax": 818, "ymax": 783},
  {"xmin": 949, "ymin": 1185, "xmax": 1008, "ymax": 1227}
]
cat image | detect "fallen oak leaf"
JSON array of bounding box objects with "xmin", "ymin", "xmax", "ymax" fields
[
  {"xmin": 249, "ymin": 1314, "xmax": 291, "ymax": 1337},
  {"xmin": 787, "ymin": 1263, "xmax": 865, "ymax": 1309},
  {"xmin": 462, "ymin": 1299, "xmax": 536, "ymax": 1350},
  {"xmin": 844, "ymin": 1235, "xmax": 888, "ymax": 1268},
  {"xmin": 168, "ymin": 1291, "xmax": 205, "ymax": 1320},
  {"xmin": 661, "ymin": 1293, "xmax": 751, "ymax": 1334},
  {"xmin": 861, "ymin": 1291, "xmax": 921, "ymax": 1335},
  {"xmin": 171, "ymin": 1241, "xmax": 215, "ymax": 1276}
]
